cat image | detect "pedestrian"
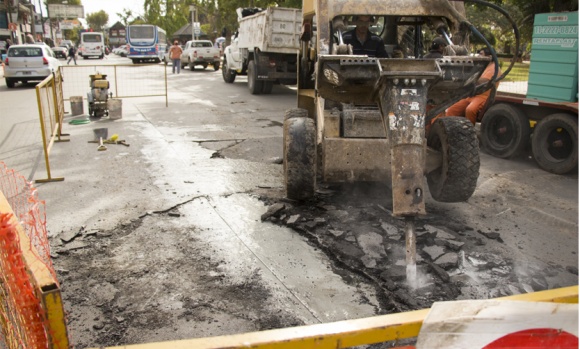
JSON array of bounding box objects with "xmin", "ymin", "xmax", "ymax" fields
[
  {"xmin": 67, "ymin": 45, "xmax": 77, "ymax": 65},
  {"xmin": 168, "ymin": 41, "xmax": 183, "ymax": 74}
]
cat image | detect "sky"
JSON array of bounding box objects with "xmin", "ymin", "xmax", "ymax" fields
[{"xmin": 78, "ymin": 0, "xmax": 145, "ymax": 27}]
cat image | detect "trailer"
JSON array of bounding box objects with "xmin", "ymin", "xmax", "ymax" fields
[{"xmin": 480, "ymin": 12, "xmax": 578, "ymax": 174}]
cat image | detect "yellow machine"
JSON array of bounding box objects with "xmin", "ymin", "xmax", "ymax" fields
[
  {"xmin": 87, "ymin": 72, "xmax": 111, "ymax": 118},
  {"xmin": 284, "ymin": 0, "xmax": 518, "ymax": 279}
]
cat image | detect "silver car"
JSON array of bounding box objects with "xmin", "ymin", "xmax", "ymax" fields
[{"xmin": 4, "ymin": 44, "xmax": 61, "ymax": 88}]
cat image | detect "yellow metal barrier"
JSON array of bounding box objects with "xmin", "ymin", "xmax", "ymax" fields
[
  {"xmin": 92, "ymin": 286, "xmax": 578, "ymax": 349},
  {"xmin": 60, "ymin": 64, "xmax": 169, "ymax": 107},
  {"xmin": 35, "ymin": 69, "xmax": 69, "ymax": 183}
]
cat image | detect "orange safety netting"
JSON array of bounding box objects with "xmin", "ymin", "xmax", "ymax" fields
[{"xmin": 0, "ymin": 162, "xmax": 60, "ymax": 349}]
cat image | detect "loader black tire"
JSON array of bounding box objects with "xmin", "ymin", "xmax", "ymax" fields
[
  {"xmin": 481, "ymin": 103, "xmax": 530, "ymax": 158},
  {"xmin": 222, "ymin": 57, "xmax": 236, "ymax": 83},
  {"xmin": 427, "ymin": 117, "xmax": 480, "ymax": 202},
  {"xmin": 284, "ymin": 117, "xmax": 316, "ymax": 201},
  {"xmin": 247, "ymin": 60, "xmax": 263, "ymax": 95},
  {"xmin": 284, "ymin": 108, "xmax": 308, "ymax": 121},
  {"xmin": 531, "ymin": 113, "xmax": 578, "ymax": 174}
]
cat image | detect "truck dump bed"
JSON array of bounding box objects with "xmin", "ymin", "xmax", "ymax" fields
[{"xmin": 237, "ymin": 7, "xmax": 301, "ymax": 54}]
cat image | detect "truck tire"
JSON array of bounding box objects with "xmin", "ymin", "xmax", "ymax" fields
[
  {"xmin": 481, "ymin": 103, "xmax": 530, "ymax": 158},
  {"xmin": 5, "ymin": 78, "xmax": 15, "ymax": 88},
  {"xmin": 247, "ymin": 60, "xmax": 263, "ymax": 95},
  {"xmin": 284, "ymin": 117, "xmax": 316, "ymax": 201},
  {"xmin": 189, "ymin": 59, "xmax": 195, "ymax": 71},
  {"xmin": 427, "ymin": 117, "xmax": 480, "ymax": 202},
  {"xmin": 222, "ymin": 57, "xmax": 236, "ymax": 83},
  {"xmin": 262, "ymin": 82, "xmax": 273, "ymax": 94},
  {"xmin": 531, "ymin": 113, "xmax": 578, "ymax": 174},
  {"xmin": 213, "ymin": 62, "xmax": 220, "ymax": 71}
]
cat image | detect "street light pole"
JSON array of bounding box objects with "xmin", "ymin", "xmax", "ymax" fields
[{"xmin": 189, "ymin": 5, "xmax": 197, "ymax": 40}]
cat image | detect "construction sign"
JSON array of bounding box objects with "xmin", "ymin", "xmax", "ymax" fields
[{"xmin": 416, "ymin": 300, "xmax": 578, "ymax": 348}]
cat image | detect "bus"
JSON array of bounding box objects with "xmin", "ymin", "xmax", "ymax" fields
[
  {"xmin": 126, "ymin": 24, "xmax": 167, "ymax": 64},
  {"xmin": 78, "ymin": 32, "xmax": 105, "ymax": 59}
]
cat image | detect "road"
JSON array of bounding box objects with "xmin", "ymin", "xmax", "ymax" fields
[{"xmin": 0, "ymin": 53, "xmax": 578, "ymax": 348}]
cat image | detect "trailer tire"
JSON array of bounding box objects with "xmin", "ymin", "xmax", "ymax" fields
[
  {"xmin": 247, "ymin": 60, "xmax": 263, "ymax": 95},
  {"xmin": 481, "ymin": 103, "xmax": 530, "ymax": 158},
  {"xmin": 427, "ymin": 117, "xmax": 480, "ymax": 202},
  {"xmin": 222, "ymin": 57, "xmax": 236, "ymax": 83},
  {"xmin": 531, "ymin": 113, "xmax": 578, "ymax": 174},
  {"xmin": 284, "ymin": 117, "xmax": 316, "ymax": 201}
]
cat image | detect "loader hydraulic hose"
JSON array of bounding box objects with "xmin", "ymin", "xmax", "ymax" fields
[{"xmin": 426, "ymin": 0, "xmax": 521, "ymax": 122}]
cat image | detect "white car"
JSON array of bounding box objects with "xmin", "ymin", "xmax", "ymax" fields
[{"xmin": 4, "ymin": 44, "xmax": 61, "ymax": 88}]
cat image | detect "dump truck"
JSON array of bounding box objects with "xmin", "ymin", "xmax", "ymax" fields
[
  {"xmin": 285, "ymin": 0, "xmax": 517, "ymax": 281},
  {"xmin": 222, "ymin": 7, "xmax": 301, "ymax": 94},
  {"xmin": 480, "ymin": 11, "xmax": 578, "ymax": 174}
]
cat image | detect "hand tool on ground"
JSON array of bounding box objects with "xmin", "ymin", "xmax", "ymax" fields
[{"xmin": 93, "ymin": 128, "xmax": 108, "ymax": 151}]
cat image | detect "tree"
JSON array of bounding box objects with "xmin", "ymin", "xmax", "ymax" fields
[
  {"xmin": 85, "ymin": 10, "xmax": 109, "ymax": 32},
  {"xmin": 117, "ymin": 9, "xmax": 134, "ymax": 27}
]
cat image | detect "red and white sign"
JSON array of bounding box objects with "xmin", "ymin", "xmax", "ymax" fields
[{"xmin": 416, "ymin": 300, "xmax": 578, "ymax": 348}]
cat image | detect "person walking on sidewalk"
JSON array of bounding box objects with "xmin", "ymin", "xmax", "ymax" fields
[
  {"xmin": 169, "ymin": 41, "xmax": 183, "ymax": 74},
  {"xmin": 67, "ymin": 45, "xmax": 77, "ymax": 65}
]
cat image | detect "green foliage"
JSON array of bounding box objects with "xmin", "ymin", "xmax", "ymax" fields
[
  {"xmin": 85, "ymin": 10, "xmax": 109, "ymax": 32},
  {"xmin": 116, "ymin": 9, "xmax": 134, "ymax": 27}
]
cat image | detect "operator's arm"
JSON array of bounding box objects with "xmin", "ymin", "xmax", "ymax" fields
[{"xmin": 477, "ymin": 62, "xmax": 495, "ymax": 84}]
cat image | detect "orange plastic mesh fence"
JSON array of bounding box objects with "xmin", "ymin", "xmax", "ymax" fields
[
  {"xmin": 0, "ymin": 162, "xmax": 54, "ymax": 274},
  {"xmin": 0, "ymin": 162, "xmax": 62, "ymax": 349}
]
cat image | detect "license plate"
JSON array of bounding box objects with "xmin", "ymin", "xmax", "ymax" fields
[{"xmin": 22, "ymin": 71, "xmax": 31, "ymax": 75}]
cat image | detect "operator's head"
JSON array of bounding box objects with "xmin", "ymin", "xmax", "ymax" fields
[
  {"xmin": 430, "ymin": 37, "xmax": 447, "ymax": 52},
  {"xmin": 355, "ymin": 15, "xmax": 373, "ymax": 36},
  {"xmin": 479, "ymin": 47, "xmax": 492, "ymax": 56}
]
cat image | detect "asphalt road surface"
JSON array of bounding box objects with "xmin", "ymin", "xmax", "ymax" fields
[{"xmin": 0, "ymin": 54, "xmax": 577, "ymax": 348}]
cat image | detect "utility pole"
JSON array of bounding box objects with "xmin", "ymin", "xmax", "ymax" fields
[
  {"xmin": 27, "ymin": 2, "xmax": 36, "ymax": 41},
  {"xmin": 6, "ymin": 0, "xmax": 16, "ymax": 43}
]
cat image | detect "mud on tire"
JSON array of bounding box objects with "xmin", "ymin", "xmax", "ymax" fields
[
  {"xmin": 284, "ymin": 116, "xmax": 316, "ymax": 200},
  {"xmin": 427, "ymin": 117, "xmax": 480, "ymax": 202}
]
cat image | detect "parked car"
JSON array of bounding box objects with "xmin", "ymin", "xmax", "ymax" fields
[
  {"xmin": 4, "ymin": 44, "xmax": 61, "ymax": 88},
  {"xmin": 52, "ymin": 45, "xmax": 68, "ymax": 59}
]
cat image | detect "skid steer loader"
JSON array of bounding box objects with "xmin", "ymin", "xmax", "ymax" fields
[{"xmin": 283, "ymin": 0, "xmax": 517, "ymax": 282}]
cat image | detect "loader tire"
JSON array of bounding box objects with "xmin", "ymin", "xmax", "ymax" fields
[
  {"xmin": 481, "ymin": 103, "xmax": 530, "ymax": 158},
  {"xmin": 222, "ymin": 57, "xmax": 236, "ymax": 83},
  {"xmin": 427, "ymin": 117, "xmax": 480, "ymax": 202},
  {"xmin": 284, "ymin": 117, "xmax": 316, "ymax": 201},
  {"xmin": 531, "ymin": 113, "xmax": 578, "ymax": 174},
  {"xmin": 248, "ymin": 60, "xmax": 263, "ymax": 95}
]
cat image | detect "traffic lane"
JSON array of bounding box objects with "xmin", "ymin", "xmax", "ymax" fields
[{"xmin": 0, "ymin": 76, "xmax": 46, "ymax": 179}]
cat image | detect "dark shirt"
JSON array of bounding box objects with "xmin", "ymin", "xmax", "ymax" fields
[
  {"xmin": 424, "ymin": 50, "xmax": 443, "ymax": 59},
  {"xmin": 342, "ymin": 29, "xmax": 389, "ymax": 58}
]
